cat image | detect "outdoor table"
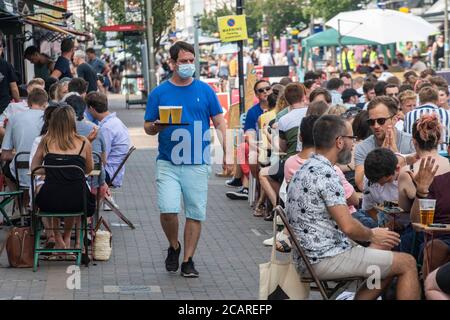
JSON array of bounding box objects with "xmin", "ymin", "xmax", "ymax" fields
[{"xmin": 412, "ymin": 223, "xmax": 450, "ymax": 274}]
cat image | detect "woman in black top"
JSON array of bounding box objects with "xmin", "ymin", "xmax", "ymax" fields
[{"xmin": 31, "ymin": 106, "xmax": 94, "ymax": 249}]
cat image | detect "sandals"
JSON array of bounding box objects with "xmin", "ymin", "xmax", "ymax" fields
[
  {"xmin": 264, "ymin": 209, "xmax": 275, "ymax": 221},
  {"xmin": 253, "ymin": 204, "xmax": 266, "ymax": 217},
  {"xmin": 276, "ymin": 240, "xmax": 292, "ymax": 253}
]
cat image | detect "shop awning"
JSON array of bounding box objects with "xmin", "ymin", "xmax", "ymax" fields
[{"xmin": 24, "ymin": 18, "xmax": 93, "ymax": 41}]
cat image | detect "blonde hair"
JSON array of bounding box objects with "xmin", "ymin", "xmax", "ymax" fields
[
  {"xmin": 41, "ymin": 107, "xmax": 83, "ymax": 151},
  {"xmin": 56, "ymin": 82, "xmax": 69, "ymax": 101},
  {"xmin": 328, "ymin": 105, "xmax": 347, "ymax": 116},
  {"xmin": 274, "ymin": 93, "xmax": 289, "ymax": 114},
  {"xmin": 398, "ymin": 89, "xmax": 416, "ymax": 105}
]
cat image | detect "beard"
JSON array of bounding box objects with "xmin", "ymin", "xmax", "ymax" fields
[{"xmin": 337, "ymin": 148, "xmax": 353, "ymax": 165}]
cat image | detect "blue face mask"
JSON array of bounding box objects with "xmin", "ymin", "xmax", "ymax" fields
[{"xmin": 177, "ymin": 63, "xmax": 196, "ymax": 79}]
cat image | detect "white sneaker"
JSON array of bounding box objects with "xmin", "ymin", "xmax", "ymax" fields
[
  {"xmin": 103, "ymin": 196, "xmax": 119, "ymax": 211},
  {"xmin": 336, "ymin": 291, "xmax": 355, "ymax": 300},
  {"xmin": 263, "ymin": 230, "xmax": 288, "ymax": 246}
]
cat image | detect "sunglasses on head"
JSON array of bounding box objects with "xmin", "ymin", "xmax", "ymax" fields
[
  {"xmin": 257, "ymin": 86, "xmax": 271, "ymax": 94},
  {"xmin": 367, "ymin": 115, "xmax": 395, "ymax": 126}
]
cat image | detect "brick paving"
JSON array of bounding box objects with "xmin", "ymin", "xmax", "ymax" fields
[{"xmin": 0, "ymin": 94, "xmax": 282, "ymax": 300}]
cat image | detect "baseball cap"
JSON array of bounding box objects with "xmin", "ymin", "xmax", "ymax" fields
[{"xmin": 341, "ymin": 88, "xmax": 361, "ymax": 101}]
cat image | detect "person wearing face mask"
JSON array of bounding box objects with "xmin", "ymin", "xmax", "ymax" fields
[{"xmin": 144, "ymin": 41, "xmax": 228, "ymax": 278}]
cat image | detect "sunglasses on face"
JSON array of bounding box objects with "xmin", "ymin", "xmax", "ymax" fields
[
  {"xmin": 257, "ymin": 87, "xmax": 272, "ymax": 94},
  {"xmin": 367, "ymin": 115, "xmax": 395, "ymax": 126}
]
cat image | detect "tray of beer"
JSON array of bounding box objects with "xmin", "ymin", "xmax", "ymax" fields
[{"xmin": 154, "ymin": 122, "xmax": 190, "ymax": 126}]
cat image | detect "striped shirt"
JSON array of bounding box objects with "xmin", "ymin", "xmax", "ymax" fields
[{"xmin": 403, "ymin": 103, "xmax": 450, "ymax": 151}]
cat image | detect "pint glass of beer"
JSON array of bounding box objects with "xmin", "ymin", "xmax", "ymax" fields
[
  {"xmin": 159, "ymin": 106, "xmax": 171, "ymax": 123},
  {"xmin": 419, "ymin": 199, "xmax": 436, "ymax": 225},
  {"xmin": 170, "ymin": 106, "xmax": 183, "ymax": 124}
]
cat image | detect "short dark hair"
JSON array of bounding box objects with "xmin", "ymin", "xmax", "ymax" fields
[
  {"xmin": 65, "ymin": 94, "xmax": 87, "ymax": 121},
  {"xmin": 169, "ymin": 41, "xmax": 195, "ymax": 61},
  {"xmin": 306, "ymin": 101, "xmax": 329, "ymax": 117},
  {"xmin": 86, "ymin": 48, "xmax": 95, "ymax": 55},
  {"xmin": 364, "ymin": 148, "xmax": 398, "ymax": 184},
  {"xmin": 303, "ymin": 79, "xmax": 315, "ymax": 89},
  {"xmin": 399, "ymin": 84, "xmax": 414, "ymax": 93},
  {"xmin": 61, "ymin": 38, "xmax": 74, "ymax": 53},
  {"xmin": 68, "ymin": 78, "xmax": 88, "ymax": 95},
  {"xmin": 340, "ymin": 72, "xmax": 352, "ymax": 80},
  {"xmin": 86, "ymin": 92, "xmax": 108, "ymax": 113},
  {"xmin": 420, "ymin": 68, "xmax": 436, "ymax": 79},
  {"xmin": 383, "ymin": 83, "xmax": 399, "ymax": 95},
  {"xmin": 267, "ymin": 92, "xmax": 278, "ymax": 110},
  {"xmin": 28, "ymin": 88, "xmax": 48, "ymax": 107},
  {"xmin": 24, "ymin": 45, "xmax": 39, "ymax": 58},
  {"xmin": 363, "ymin": 82, "xmax": 375, "ymax": 94},
  {"xmin": 326, "ymin": 78, "xmax": 344, "ymax": 91},
  {"xmin": 429, "ymin": 76, "xmax": 448, "ymax": 88},
  {"xmin": 254, "ymin": 79, "xmax": 270, "ymax": 93},
  {"xmin": 313, "ymin": 115, "xmax": 347, "ymax": 149},
  {"xmin": 367, "ymin": 96, "xmax": 399, "ymax": 115},
  {"xmin": 279, "ymin": 77, "xmax": 293, "ymax": 86},
  {"xmin": 309, "ymin": 87, "xmax": 332, "ymax": 104},
  {"xmin": 300, "ymin": 115, "xmax": 319, "ymax": 148},
  {"xmin": 284, "ymin": 83, "xmax": 305, "ymax": 105},
  {"xmin": 352, "ymin": 110, "xmax": 371, "ymax": 141},
  {"xmin": 304, "ymin": 71, "xmax": 320, "ymax": 81},
  {"xmin": 374, "ymin": 81, "xmax": 387, "ymax": 96}
]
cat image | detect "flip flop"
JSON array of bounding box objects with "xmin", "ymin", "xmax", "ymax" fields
[{"xmin": 276, "ymin": 240, "xmax": 291, "ymax": 253}]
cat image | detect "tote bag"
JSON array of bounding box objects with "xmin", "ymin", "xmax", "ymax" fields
[{"xmin": 259, "ymin": 213, "xmax": 310, "ymax": 300}]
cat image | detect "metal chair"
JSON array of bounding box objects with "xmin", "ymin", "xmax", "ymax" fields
[
  {"xmin": 31, "ymin": 165, "xmax": 89, "ymax": 271},
  {"xmin": 13, "ymin": 151, "xmax": 31, "ymax": 219},
  {"xmin": 103, "ymin": 146, "xmax": 136, "ymax": 229},
  {"xmin": 273, "ymin": 206, "xmax": 364, "ymax": 300}
]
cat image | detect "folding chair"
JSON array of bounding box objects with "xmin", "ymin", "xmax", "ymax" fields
[
  {"xmin": 31, "ymin": 165, "xmax": 89, "ymax": 271},
  {"xmin": 273, "ymin": 206, "xmax": 364, "ymax": 300},
  {"xmin": 13, "ymin": 151, "xmax": 31, "ymax": 219},
  {"xmin": 103, "ymin": 146, "xmax": 136, "ymax": 229}
]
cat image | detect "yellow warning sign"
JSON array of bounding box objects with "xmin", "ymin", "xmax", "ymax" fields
[{"xmin": 217, "ymin": 15, "xmax": 248, "ymax": 43}]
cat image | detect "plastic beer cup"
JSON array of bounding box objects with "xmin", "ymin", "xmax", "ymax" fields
[
  {"xmin": 170, "ymin": 106, "xmax": 183, "ymax": 124},
  {"xmin": 419, "ymin": 199, "xmax": 436, "ymax": 225},
  {"xmin": 159, "ymin": 106, "xmax": 171, "ymax": 123}
]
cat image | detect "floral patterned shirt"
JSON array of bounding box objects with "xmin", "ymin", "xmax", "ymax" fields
[{"xmin": 286, "ymin": 154, "xmax": 353, "ymax": 271}]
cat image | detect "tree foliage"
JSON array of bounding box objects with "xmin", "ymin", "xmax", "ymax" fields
[
  {"xmin": 98, "ymin": 0, "xmax": 178, "ymax": 50},
  {"xmin": 200, "ymin": 0, "xmax": 371, "ymax": 38}
]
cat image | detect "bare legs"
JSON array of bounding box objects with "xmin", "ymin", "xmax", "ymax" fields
[
  {"xmin": 354, "ymin": 252, "xmax": 421, "ymax": 300},
  {"xmin": 161, "ymin": 214, "xmax": 201, "ymax": 262}
]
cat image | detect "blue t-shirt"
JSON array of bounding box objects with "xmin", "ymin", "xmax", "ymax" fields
[
  {"xmin": 244, "ymin": 103, "xmax": 263, "ymax": 133},
  {"xmin": 54, "ymin": 56, "xmax": 72, "ymax": 79},
  {"xmin": 144, "ymin": 79, "xmax": 223, "ymax": 165},
  {"xmin": 89, "ymin": 58, "xmax": 105, "ymax": 74}
]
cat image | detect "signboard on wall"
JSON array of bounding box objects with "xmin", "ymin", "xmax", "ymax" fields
[
  {"xmin": 125, "ymin": 0, "xmax": 142, "ymax": 23},
  {"xmin": 33, "ymin": 0, "xmax": 67, "ymax": 24}
]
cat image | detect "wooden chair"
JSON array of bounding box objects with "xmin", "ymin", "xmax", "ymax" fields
[
  {"xmin": 31, "ymin": 165, "xmax": 89, "ymax": 271},
  {"xmin": 273, "ymin": 206, "xmax": 364, "ymax": 300},
  {"xmin": 103, "ymin": 146, "xmax": 136, "ymax": 229}
]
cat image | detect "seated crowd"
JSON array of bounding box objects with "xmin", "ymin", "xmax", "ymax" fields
[
  {"xmin": 0, "ymin": 38, "xmax": 130, "ymax": 254},
  {"xmin": 224, "ymin": 68, "xmax": 450, "ymax": 300}
]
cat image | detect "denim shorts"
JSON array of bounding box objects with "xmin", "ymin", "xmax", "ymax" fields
[{"xmin": 156, "ymin": 160, "xmax": 211, "ymax": 221}]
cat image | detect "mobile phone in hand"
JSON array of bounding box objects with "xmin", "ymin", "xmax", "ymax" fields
[{"xmin": 428, "ymin": 223, "xmax": 447, "ymax": 228}]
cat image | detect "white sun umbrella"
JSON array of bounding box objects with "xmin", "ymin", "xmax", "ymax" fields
[
  {"xmin": 214, "ymin": 43, "xmax": 239, "ymax": 55},
  {"xmin": 326, "ymin": 9, "xmax": 439, "ymax": 45}
]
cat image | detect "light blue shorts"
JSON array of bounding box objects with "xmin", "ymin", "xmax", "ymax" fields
[{"xmin": 156, "ymin": 160, "xmax": 211, "ymax": 221}]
